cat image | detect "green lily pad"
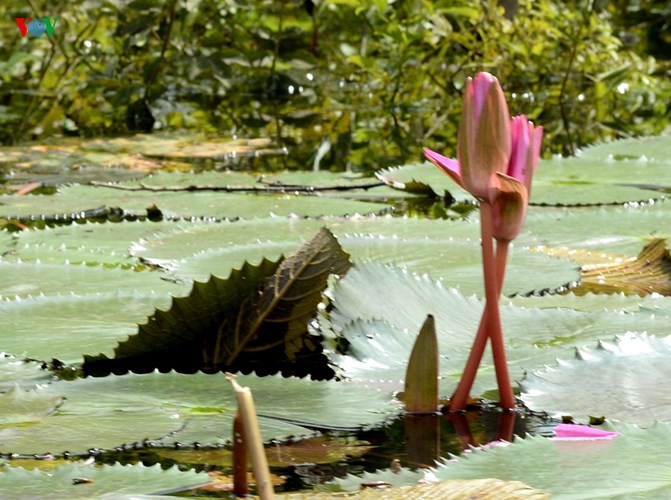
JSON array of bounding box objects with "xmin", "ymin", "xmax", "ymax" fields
[
  {"xmin": 578, "ymin": 134, "xmax": 671, "ymax": 162},
  {"xmin": 132, "ymin": 216, "xmax": 579, "ymax": 297},
  {"xmin": 378, "ymin": 155, "xmax": 671, "ymax": 205},
  {"xmin": 0, "ymin": 356, "xmax": 51, "ymax": 390},
  {"xmin": 521, "ymin": 332, "xmax": 671, "ymax": 426},
  {"xmin": 4, "ymin": 165, "xmax": 147, "ymax": 188},
  {"xmin": 5, "ymin": 220, "xmax": 194, "ymax": 266},
  {"xmin": 0, "ymin": 184, "xmax": 389, "ymax": 221},
  {"xmin": 524, "ymin": 201, "xmax": 671, "ymax": 257},
  {"xmin": 0, "ymin": 261, "xmax": 186, "ymax": 299},
  {"xmin": 0, "ymin": 462, "xmax": 210, "ymax": 498},
  {"xmin": 431, "ymin": 421, "xmax": 671, "ymax": 498},
  {"xmin": 0, "ymin": 385, "xmax": 63, "ymax": 426},
  {"xmin": 376, "ymin": 163, "xmax": 474, "ymax": 202},
  {"xmin": 336, "ymin": 421, "xmax": 671, "ymax": 499},
  {"xmin": 322, "ymin": 262, "xmax": 668, "ymax": 395},
  {"xmin": 0, "ymin": 372, "xmax": 398, "ymax": 455},
  {"xmin": 0, "ymin": 292, "xmax": 175, "ymax": 362},
  {"xmin": 508, "ymin": 291, "xmax": 671, "ymax": 313}
]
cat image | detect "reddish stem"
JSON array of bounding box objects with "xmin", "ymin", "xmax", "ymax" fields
[
  {"xmin": 480, "ymin": 202, "xmax": 515, "ymax": 410},
  {"xmin": 448, "ymin": 234, "xmax": 510, "ymax": 412},
  {"xmin": 233, "ymin": 412, "xmax": 248, "ymax": 497}
]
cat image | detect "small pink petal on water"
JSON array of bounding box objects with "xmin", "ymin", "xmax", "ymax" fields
[{"xmin": 551, "ymin": 423, "xmax": 620, "ymax": 441}]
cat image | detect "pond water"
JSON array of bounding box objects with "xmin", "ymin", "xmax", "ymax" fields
[{"xmin": 2, "ymin": 405, "xmax": 553, "ymax": 495}]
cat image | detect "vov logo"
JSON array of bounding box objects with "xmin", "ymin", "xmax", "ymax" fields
[{"xmin": 15, "ymin": 17, "xmax": 58, "ymax": 38}]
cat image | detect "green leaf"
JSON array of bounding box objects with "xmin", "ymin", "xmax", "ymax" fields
[
  {"xmin": 0, "ymin": 292, "xmax": 176, "ymax": 363},
  {"xmin": 322, "ymin": 262, "xmax": 670, "ymax": 396},
  {"xmin": 379, "ymin": 155, "xmax": 671, "ymax": 206},
  {"xmin": 0, "ymin": 261, "xmax": 184, "ymax": 299},
  {"xmin": 430, "ymin": 421, "xmax": 671, "ymax": 498},
  {"xmin": 0, "ymin": 385, "xmax": 63, "ymax": 426},
  {"xmin": 0, "ymin": 372, "xmax": 398, "ymax": 454},
  {"xmin": 132, "ymin": 216, "xmax": 579, "ymax": 297},
  {"xmin": 5, "ymin": 220, "xmax": 191, "ymax": 267},
  {"xmin": 222, "ymin": 227, "xmax": 351, "ymax": 367},
  {"xmin": 0, "ymin": 184, "xmax": 389, "ymax": 221},
  {"xmin": 83, "ymin": 228, "xmax": 351, "ymax": 379},
  {"xmin": 0, "ymin": 462, "xmax": 211, "ymax": 498},
  {"xmin": 0, "ymin": 355, "xmax": 50, "ymax": 390},
  {"xmin": 524, "ymin": 202, "xmax": 671, "ymax": 258},
  {"xmin": 579, "ymin": 135, "xmax": 671, "ymax": 162},
  {"xmin": 336, "ymin": 422, "xmax": 671, "ymax": 498},
  {"xmin": 521, "ymin": 332, "xmax": 671, "ymax": 426},
  {"xmin": 377, "ymin": 163, "xmax": 471, "ymax": 201}
]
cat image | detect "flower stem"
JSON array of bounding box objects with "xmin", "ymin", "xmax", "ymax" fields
[
  {"xmin": 448, "ymin": 203, "xmax": 514, "ymax": 411},
  {"xmin": 480, "ymin": 202, "xmax": 515, "ymax": 410}
]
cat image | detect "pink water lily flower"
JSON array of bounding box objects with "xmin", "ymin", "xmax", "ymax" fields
[
  {"xmin": 423, "ymin": 115, "xmax": 542, "ymax": 242},
  {"xmin": 457, "ymin": 72, "xmax": 511, "ymax": 199},
  {"xmin": 426, "ymin": 72, "xmax": 511, "ymax": 200},
  {"xmin": 490, "ymin": 115, "xmax": 543, "ymax": 242},
  {"xmin": 422, "ymin": 72, "xmax": 543, "ymax": 412}
]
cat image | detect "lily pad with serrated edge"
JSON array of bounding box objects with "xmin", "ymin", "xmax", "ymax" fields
[
  {"xmin": 377, "ymin": 153, "xmax": 671, "ymax": 205},
  {"xmin": 521, "ymin": 332, "xmax": 671, "ymax": 426},
  {"xmin": 523, "ymin": 201, "xmax": 671, "ymax": 257},
  {"xmin": 321, "ymin": 261, "xmax": 669, "ymax": 395},
  {"xmin": 335, "ymin": 421, "xmax": 671, "ymax": 499},
  {"xmin": 0, "ymin": 462, "xmax": 211, "ymax": 498},
  {"xmin": 131, "ymin": 216, "xmax": 579, "ymax": 297},
  {"xmin": 5, "ymin": 220, "xmax": 195, "ymax": 267},
  {"xmin": 0, "ymin": 291, "xmax": 177, "ymax": 363},
  {"xmin": 0, "ymin": 356, "xmax": 51, "ymax": 391},
  {"xmin": 0, "ymin": 184, "xmax": 389, "ymax": 220},
  {"xmin": 0, "ymin": 260, "xmax": 187, "ymax": 299},
  {"xmin": 578, "ymin": 134, "xmax": 671, "ymax": 162},
  {"xmin": 0, "ymin": 372, "xmax": 398, "ymax": 455}
]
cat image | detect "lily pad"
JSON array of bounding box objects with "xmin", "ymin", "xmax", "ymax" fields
[
  {"xmin": 0, "ymin": 462, "xmax": 211, "ymax": 498},
  {"xmin": 0, "ymin": 261, "xmax": 186, "ymax": 299},
  {"xmin": 336, "ymin": 421, "xmax": 671, "ymax": 499},
  {"xmin": 377, "ymin": 156, "xmax": 671, "ymax": 206},
  {"xmin": 0, "ymin": 356, "xmax": 51, "ymax": 391},
  {"xmin": 0, "ymin": 372, "xmax": 398, "ymax": 454},
  {"xmin": 508, "ymin": 291, "xmax": 671, "ymax": 313},
  {"xmin": 131, "ymin": 216, "xmax": 579, "ymax": 297},
  {"xmin": 0, "ymin": 292, "xmax": 176, "ymax": 362},
  {"xmin": 5, "ymin": 220, "xmax": 192, "ymax": 266},
  {"xmin": 0, "ymin": 184, "xmax": 389, "ymax": 221},
  {"xmin": 0, "ymin": 385, "xmax": 63, "ymax": 426},
  {"xmin": 322, "ymin": 262, "xmax": 669, "ymax": 395},
  {"xmin": 377, "ymin": 163, "xmax": 473, "ymax": 201},
  {"xmin": 430, "ymin": 421, "xmax": 671, "ymax": 499},
  {"xmin": 578, "ymin": 134, "xmax": 671, "ymax": 163},
  {"xmin": 521, "ymin": 332, "xmax": 671, "ymax": 426},
  {"xmin": 524, "ymin": 201, "xmax": 671, "ymax": 257}
]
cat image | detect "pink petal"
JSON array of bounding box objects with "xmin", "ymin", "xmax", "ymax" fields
[
  {"xmin": 507, "ymin": 115, "xmax": 530, "ymax": 183},
  {"xmin": 551, "ymin": 424, "xmax": 620, "ymax": 441},
  {"xmin": 471, "ymin": 72, "xmax": 496, "ymax": 121},
  {"xmin": 423, "ymin": 148, "xmax": 464, "ymax": 189}
]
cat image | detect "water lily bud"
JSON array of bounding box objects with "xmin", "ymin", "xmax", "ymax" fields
[
  {"xmin": 457, "ymin": 72, "xmax": 511, "ymax": 199},
  {"xmin": 492, "ymin": 116, "xmax": 543, "ymax": 241},
  {"xmin": 507, "ymin": 115, "xmax": 543, "ymax": 196}
]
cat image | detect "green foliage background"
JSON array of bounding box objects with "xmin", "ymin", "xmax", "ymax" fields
[{"xmin": 1, "ymin": 0, "xmax": 670, "ymax": 170}]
